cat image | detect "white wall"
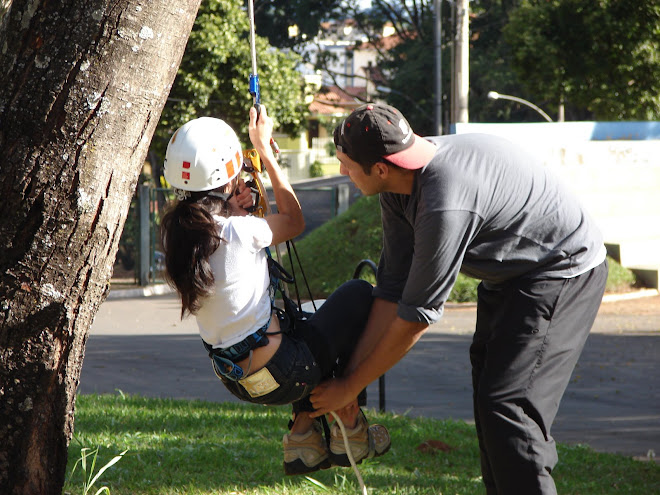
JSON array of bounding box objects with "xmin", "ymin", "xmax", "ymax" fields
[{"xmin": 453, "ymin": 122, "xmax": 660, "ymax": 283}]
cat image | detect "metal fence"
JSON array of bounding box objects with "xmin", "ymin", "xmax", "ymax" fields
[{"xmin": 127, "ymin": 176, "xmax": 363, "ymax": 285}]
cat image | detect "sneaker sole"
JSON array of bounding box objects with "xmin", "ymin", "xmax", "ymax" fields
[{"xmin": 283, "ymin": 457, "xmax": 332, "ymax": 476}]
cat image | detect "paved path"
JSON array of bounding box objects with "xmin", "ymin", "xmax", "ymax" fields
[{"xmin": 81, "ymin": 293, "xmax": 660, "ymax": 460}]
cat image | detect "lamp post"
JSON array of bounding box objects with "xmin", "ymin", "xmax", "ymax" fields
[
  {"xmin": 487, "ymin": 91, "xmax": 553, "ymax": 122},
  {"xmin": 434, "ymin": 0, "xmax": 443, "ymax": 135}
]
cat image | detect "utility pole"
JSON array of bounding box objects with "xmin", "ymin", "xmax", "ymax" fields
[
  {"xmin": 434, "ymin": 0, "xmax": 443, "ymax": 135},
  {"xmin": 452, "ymin": 0, "xmax": 469, "ymax": 124}
]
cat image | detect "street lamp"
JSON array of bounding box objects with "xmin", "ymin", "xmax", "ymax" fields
[{"xmin": 487, "ymin": 91, "xmax": 553, "ymax": 123}]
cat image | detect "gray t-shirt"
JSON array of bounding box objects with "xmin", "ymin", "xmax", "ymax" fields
[{"xmin": 374, "ymin": 133, "xmax": 604, "ymax": 324}]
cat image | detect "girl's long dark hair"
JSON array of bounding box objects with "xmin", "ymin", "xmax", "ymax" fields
[{"xmin": 160, "ymin": 193, "xmax": 230, "ymax": 318}]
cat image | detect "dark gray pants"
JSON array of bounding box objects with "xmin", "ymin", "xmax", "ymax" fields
[{"xmin": 470, "ymin": 261, "xmax": 608, "ymax": 495}]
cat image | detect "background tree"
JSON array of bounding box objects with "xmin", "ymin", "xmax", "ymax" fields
[
  {"xmin": 152, "ymin": 0, "xmax": 309, "ymax": 163},
  {"xmin": 252, "ymin": 0, "xmax": 660, "ymax": 127},
  {"xmin": 247, "ymin": 0, "xmax": 447, "ymax": 132},
  {"xmin": 371, "ymin": 0, "xmax": 559, "ymax": 127},
  {"xmin": 504, "ymin": 0, "xmax": 660, "ymax": 120},
  {"xmin": 254, "ymin": 0, "xmax": 344, "ymax": 48},
  {"xmin": 362, "ymin": 0, "xmax": 440, "ymax": 135},
  {"xmin": 250, "ymin": 0, "xmax": 524, "ymax": 131},
  {"xmin": 0, "ymin": 0, "xmax": 199, "ymax": 493},
  {"xmin": 469, "ymin": 0, "xmax": 542, "ymax": 122}
]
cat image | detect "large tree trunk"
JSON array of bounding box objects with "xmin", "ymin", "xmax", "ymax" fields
[{"xmin": 0, "ymin": 0, "xmax": 200, "ymax": 493}]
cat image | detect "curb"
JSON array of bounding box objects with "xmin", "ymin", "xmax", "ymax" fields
[
  {"xmin": 107, "ymin": 283, "xmax": 174, "ymax": 300},
  {"xmin": 107, "ymin": 285, "xmax": 658, "ymax": 304},
  {"xmin": 601, "ymin": 288, "xmax": 659, "ymax": 303}
]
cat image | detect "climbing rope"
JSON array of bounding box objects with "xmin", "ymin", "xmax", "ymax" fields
[{"xmin": 330, "ymin": 411, "xmax": 369, "ymax": 495}]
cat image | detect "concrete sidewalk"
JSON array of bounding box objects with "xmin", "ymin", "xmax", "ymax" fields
[{"xmin": 81, "ymin": 291, "xmax": 660, "ymax": 461}]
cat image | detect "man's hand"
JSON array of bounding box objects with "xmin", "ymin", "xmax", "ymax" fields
[
  {"xmin": 310, "ymin": 312, "xmax": 429, "ymax": 419},
  {"xmin": 309, "ymin": 377, "xmax": 356, "ymax": 418}
]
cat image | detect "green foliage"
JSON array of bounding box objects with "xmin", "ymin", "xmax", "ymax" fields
[
  {"xmin": 254, "ymin": 0, "xmax": 344, "ymax": 48},
  {"xmin": 288, "ymin": 195, "xmax": 383, "ymax": 298},
  {"xmin": 360, "ymin": 0, "xmax": 443, "ymax": 135},
  {"xmin": 449, "ymin": 274, "xmax": 480, "ymax": 303},
  {"xmin": 469, "ymin": 0, "xmax": 547, "ymax": 123},
  {"xmin": 152, "ymin": 0, "xmax": 309, "ymax": 160},
  {"xmin": 65, "ymin": 441, "xmax": 127, "ymax": 495},
  {"xmin": 222, "ymin": 0, "xmax": 659, "ymax": 129},
  {"xmin": 504, "ymin": 0, "xmax": 660, "ymax": 120},
  {"xmin": 308, "ymin": 160, "xmax": 325, "ymax": 178},
  {"xmin": 68, "ymin": 393, "xmax": 660, "ymax": 494},
  {"xmin": 605, "ymin": 257, "xmax": 638, "ymax": 292},
  {"xmin": 378, "ymin": 23, "xmax": 438, "ymax": 135},
  {"xmin": 287, "ymin": 195, "xmax": 477, "ymax": 300}
]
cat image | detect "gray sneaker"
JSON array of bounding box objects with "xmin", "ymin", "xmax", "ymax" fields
[
  {"xmin": 329, "ymin": 409, "xmax": 391, "ymax": 467},
  {"xmin": 283, "ymin": 421, "xmax": 331, "ymax": 475}
]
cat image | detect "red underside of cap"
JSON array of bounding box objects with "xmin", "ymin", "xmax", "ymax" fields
[{"xmin": 384, "ymin": 135, "xmax": 438, "ymax": 170}]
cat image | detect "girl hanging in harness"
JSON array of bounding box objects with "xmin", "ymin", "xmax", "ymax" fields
[{"xmin": 160, "ymin": 105, "xmax": 390, "ymax": 475}]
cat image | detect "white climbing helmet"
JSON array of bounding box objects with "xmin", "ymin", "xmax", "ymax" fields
[{"xmin": 164, "ymin": 117, "xmax": 242, "ymax": 192}]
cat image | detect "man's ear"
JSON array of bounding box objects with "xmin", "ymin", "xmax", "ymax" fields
[{"xmin": 373, "ymin": 161, "xmax": 390, "ymax": 179}]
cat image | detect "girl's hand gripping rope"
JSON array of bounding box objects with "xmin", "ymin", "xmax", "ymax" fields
[
  {"xmin": 249, "ymin": 105, "xmax": 275, "ymax": 160},
  {"xmin": 251, "ymin": 103, "xmax": 280, "ymax": 155},
  {"xmin": 233, "ymin": 178, "xmax": 254, "ymax": 211}
]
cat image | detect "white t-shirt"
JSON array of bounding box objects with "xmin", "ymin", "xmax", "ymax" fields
[{"xmin": 195, "ymin": 214, "xmax": 273, "ymax": 348}]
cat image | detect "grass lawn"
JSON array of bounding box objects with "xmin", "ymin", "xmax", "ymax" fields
[{"xmin": 65, "ymin": 394, "xmax": 659, "ymax": 495}]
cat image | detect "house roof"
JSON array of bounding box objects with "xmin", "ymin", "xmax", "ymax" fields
[
  {"xmin": 309, "ymin": 86, "xmax": 368, "ymax": 116},
  {"xmin": 354, "ymin": 33, "xmax": 405, "ymax": 52}
]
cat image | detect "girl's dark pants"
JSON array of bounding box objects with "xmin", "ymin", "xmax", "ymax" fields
[
  {"xmin": 470, "ymin": 261, "xmax": 608, "ymax": 495},
  {"xmin": 220, "ymin": 279, "xmax": 372, "ymax": 412},
  {"xmin": 293, "ymin": 278, "xmax": 373, "ymax": 412}
]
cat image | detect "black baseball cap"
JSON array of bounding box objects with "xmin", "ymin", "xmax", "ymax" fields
[{"xmin": 334, "ymin": 103, "xmax": 437, "ymax": 170}]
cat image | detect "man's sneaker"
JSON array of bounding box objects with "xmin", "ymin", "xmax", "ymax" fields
[
  {"xmin": 329, "ymin": 409, "xmax": 391, "ymax": 467},
  {"xmin": 283, "ymin": 421, "xmax": 331, "ymax": 475}
]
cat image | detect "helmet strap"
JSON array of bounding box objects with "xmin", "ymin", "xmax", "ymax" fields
[
  {"xmin": 207, "ymin": 176, "xmax": 240, "ymax": 202},
  {"xmin": 207, "ymin": 190, "xmax": 234, "ymax": 202}
]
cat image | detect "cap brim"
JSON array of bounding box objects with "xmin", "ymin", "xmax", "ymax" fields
[{"xmin": 384, "ymin": 135, "xmax": 437, "ymax": 170}]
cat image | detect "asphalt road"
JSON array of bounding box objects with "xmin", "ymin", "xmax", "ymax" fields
[{"xmin": 80, "ymin": 292, "xmax": 660, "ymax": 460}]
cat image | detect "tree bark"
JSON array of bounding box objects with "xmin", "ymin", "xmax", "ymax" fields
[{"xmin": 0, "ymin": 0, "xmax": 200, "ymax": 493}]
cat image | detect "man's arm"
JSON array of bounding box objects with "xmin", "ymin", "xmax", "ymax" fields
[
  {"xmin": 345, "ymin": 297, "xmax": 398, "ymax": 373},
  {"xmin": 310, "ymin": 304, "xmax": 428, "ymax": 417}
]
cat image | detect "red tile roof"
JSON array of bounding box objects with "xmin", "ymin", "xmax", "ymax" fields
[{"xmin": 310, "ymin": 86, "xmax": 368, "ymax": 115}]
